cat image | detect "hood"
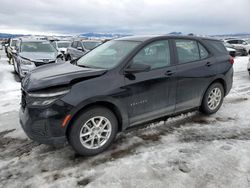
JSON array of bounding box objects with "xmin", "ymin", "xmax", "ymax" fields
[
  {"xmin": 20, "ymin": 52, "xmax": 58, "ymax": 62},
  {"xmin": 226, "ymin": 47, "xmax": 236, "ymax": 52},
  {"xmin": 22, "ymin": 62, "xmax": 107, "ymax": 92}
]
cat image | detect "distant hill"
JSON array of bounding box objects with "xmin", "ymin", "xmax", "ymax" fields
[
  {"xmin": 0, "ymin": 33, "xmax": 27, "ymax": 39},
  {"xmin": 211, "ymin": 33, "xmax": 250, "ymax": 39},
  {"xmin": 168, "ymin": 32, "xmax": 182, "ymax": 35},
  {"xmin": 78, "ymin": 32, "xmax": 130, "ymax": 38}
]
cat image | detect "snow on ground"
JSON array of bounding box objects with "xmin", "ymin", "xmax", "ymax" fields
[{"xmin": 0, "ymin": 49, "xmax": 250, "ymax": 188}]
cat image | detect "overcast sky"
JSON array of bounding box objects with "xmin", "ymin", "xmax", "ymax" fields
[{"xmin": 0, "ymin": 0, "xmax": 249, "ymax": 35}]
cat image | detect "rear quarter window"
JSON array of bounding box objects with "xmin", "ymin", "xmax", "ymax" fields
[{"xmin": 204, "ymin": 40, "xmax": 228, "ymax": 55}]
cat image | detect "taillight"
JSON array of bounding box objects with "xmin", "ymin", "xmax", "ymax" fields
[{"xmin": 230, "ymin": 56, "xmax": 234, "ymax": 65}]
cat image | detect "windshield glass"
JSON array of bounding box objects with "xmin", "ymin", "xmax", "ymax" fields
[
  {"xmin": 21, "ymin": 41, "xmax": 57, "ymax": 53},
  {"xmin": 11, "ymin": 40, "xmax": 17, "ymax": 47},
  {"xmin": 224, "ymin": 42, "xmax": 233, "ymax": 48},
  {"xmin": 77, "ymin": 40, "xmax": 140, "ymax": 69},
  {"xmin": 82, "ymin": 41, "xmax": 102, "ymax": 50},
  {"xmin": 57, "ymin": 42, "xmax": 71, "ymax": 48}
]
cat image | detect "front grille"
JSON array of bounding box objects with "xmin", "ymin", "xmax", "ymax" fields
[
  {"xmin": 31, "ymin": 122, "xmax": 48, "ymax": 137},
  {"xmin": 34, "ymin": 61, "xmax": 55, "ymax": 67}
]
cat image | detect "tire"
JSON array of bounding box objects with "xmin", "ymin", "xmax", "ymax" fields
[
  {"xmin": 66, "ymin": 54, "xmax": 71, "ymax": 61},
  {"xmin": 9, "ymin": 57, "xmax": 14, "ymax": 65},
  {"xmin": 68, "ymin": 106, "xmax": 118, "ymax": 156},
  {"xmin": 13, "ymin": 60, "xmax": 18, "ymax": 73},
  {"xmin": 200, "ymin": 82, "xmax": 224, "ymax": 115}
]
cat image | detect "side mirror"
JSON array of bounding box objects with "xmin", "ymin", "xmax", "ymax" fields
[
  {"xmin": 77, "ymin": 47, "xmax": 83, "ymax": 51},
  {"xmin": 124, "ymin": 63, "xmax": 151, "ymax": 74}
]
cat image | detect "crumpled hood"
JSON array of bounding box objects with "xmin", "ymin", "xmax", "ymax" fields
[
  {"xmin": 20, "ymin": 52, "xmax": 58, "ymax": 62},
  {"xmin": 22, "ymin": 63, "xmax": 107, "ymax": 92}
]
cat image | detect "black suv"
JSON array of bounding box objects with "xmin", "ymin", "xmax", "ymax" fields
[{"xmin": 20, "ymin": 35, "xmax": 234, "ymax": 156}]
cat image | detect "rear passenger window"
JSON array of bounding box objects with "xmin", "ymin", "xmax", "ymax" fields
[
  {"xmin": 175, "ymin": 40, "xmax": 200, "ymax": 64},
  {"xmin": 205, "ymin": 40, "xmax": 228, "ymax": 55},
  {"xmin": 132, "ymin": 40, "xmax": 171, "ymax": 69},
  {"xmin": 198, "ymin": 43, "xmax": 209, "ymax": 59},
  {"xmin": 72, "ymin": 41, "xmax": 77, "ymax": 48}
]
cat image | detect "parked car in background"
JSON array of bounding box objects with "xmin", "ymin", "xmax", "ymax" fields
[
  {"xmin": 7, "ymin": 38, "xmax": 19, "ymax": 63},
  {"xmin": 66, "ymin": 39, "xmax": 102, "ymax": 60},
  {"xmin": 20, "ymin": 35, "xmax": 233, "ymax": 156},
  {"xmin": 0, "ymin": 43, "xmax": 2, "ymax": 50},
  {"xmin": 223, "ymin": 42, "xmax": 247, "ymax": 57},
  {"xmin": 225, "ymin": 39, "xmax": 250, "ymax": 55},
  {"xmin": 51, "ymin": 40, "xmax": 71, "ymax": 58},
  {"xmin": 13, "ymin": 39, "xmax": 64, "ymax": 78},
  {"xmin": 223, "ymin": 42, "xmax": 236, "ymax": 57}
]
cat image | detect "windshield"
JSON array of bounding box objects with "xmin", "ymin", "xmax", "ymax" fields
[
  {"xmin": 21, "ymin": 41, "xmax": 57, "ymax": 53},
  {"xmin": 10, "ymin": 40, "xmax": 17, "ymax": 47},
  {"xmin": 224, "ymin": 42, "xmax": 233, "ymax": 48},
  {"xmin": 77, "ymin": 40, "xmax": 140, "ymax": 69},
  {"xmin": 82, "ymin": 41, "xmax": 102, "ymax": 50},
  {"xmin": 57, "ymin": 42, "xmax": 71, "ymax": 48}
]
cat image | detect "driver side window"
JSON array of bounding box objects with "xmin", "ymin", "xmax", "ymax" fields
[{"xmin": 132, "ymin": 40, "xmax": 171, "ymax": 69}]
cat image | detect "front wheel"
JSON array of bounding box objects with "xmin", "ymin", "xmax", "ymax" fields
[
  {"xmin": 68, "ymin": 106, "xmax": 118, "ymax": 156},
  {"xmin": 200, "ymin": 83, "xmax": 224, "ymax": 114}
]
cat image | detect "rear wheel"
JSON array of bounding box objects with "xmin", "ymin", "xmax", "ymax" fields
[
  {"xmin": 68, "ymin": 106, "xmax": 118, "ymax": 156},
  {"xmin": 200, "ymin": 83, "xmax": 224, "ymax": 114}
]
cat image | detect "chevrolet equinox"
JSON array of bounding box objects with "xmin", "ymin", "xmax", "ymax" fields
[{"xmin": 20, "ymin": 35, "xmax": 234, "ymax": 156}]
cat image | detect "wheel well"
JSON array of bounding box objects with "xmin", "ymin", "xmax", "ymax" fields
[
  {"xmin": 210, "ymin": 78, "xmax": 226, "ymax": 95},
  {"xmin": 65, "ymin": 101, "xmax": 123, "ymax": 137}
]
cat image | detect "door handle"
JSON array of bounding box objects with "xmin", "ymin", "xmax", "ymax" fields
[
  {"xmin": 206, "ymin": 62, "xmax": 212, "ymax": 67},
  {"xmin": 165, "ymin": 70, "xmax": 175, "ymax": 77}
]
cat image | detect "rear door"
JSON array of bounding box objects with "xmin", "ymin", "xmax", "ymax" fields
[
  {"xmin": 174, "ymin": 39, "xmax": 216, "ymax": 112},
  {"xmin": 124, "ymin": 40, "xmax": 177, "ymax": 126},
  {"xmin": 68, "ymin": 41, "xmax": 78, "ymax": 59},
  {"xmin": 75, "ymin": 42, "xmax": 86, "ymax": 58}
]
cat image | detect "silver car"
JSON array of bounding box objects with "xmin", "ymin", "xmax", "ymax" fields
[
  {"xmin": 66, "ymin": 40, "xmax": 102, "ymax": 60},
  {"xmin": 13, "ymin": 39, "xmax": 64, "ymax": 78}
]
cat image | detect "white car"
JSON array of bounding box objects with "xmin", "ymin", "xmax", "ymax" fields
[
  {"xmin": 225, "ymin": 39, "xmax": 250, "ymax": 55},
  {"xmin": 51, "ymin": 40, "xmax": 71, "ymax": 56}
]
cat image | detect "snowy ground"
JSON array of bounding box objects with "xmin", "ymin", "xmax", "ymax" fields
[{"xmin": 0, "ymin": 49, "xmax": 250, "ymax": 188}]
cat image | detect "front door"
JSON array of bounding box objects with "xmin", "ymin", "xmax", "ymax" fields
[{"xmin": 124, "ymin": 40, "xmax": 177, "ymax": 126}]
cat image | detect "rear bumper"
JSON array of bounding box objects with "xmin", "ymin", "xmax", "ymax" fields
[{"xmin": 225, "ymin": 66, "xmax": 233, "ymax": 96}]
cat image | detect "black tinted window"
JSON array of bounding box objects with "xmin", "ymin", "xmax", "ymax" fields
[
  {"xmin": 227, "ymin": 40, "xmax": 237, "ymax": 44},
  {"xmin": 132, "ymin": 40, "xmax": 171, "ymax": 69},
  {"xmin": 72, "ymin": 41, "xmax": 77, "ymax": 48},
  {"xmin": 205, "ymin": 40, "xmax": 228, "ymax": 55},
  {"xmin": 176, "ymin": 40, "xmax": 200, "ymax": 64}
]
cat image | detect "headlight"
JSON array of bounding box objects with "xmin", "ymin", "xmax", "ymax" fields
[
  {"xmin": 27, "ymin": 87, "xmax": 70, "ymax": 106},
  {"xmin": 30, "ymin": 98, "xmax": 59, "ymax": 106},
  {"xmin": 20, "ymin": 59, "xmax": 33, "ymax": 65}
]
